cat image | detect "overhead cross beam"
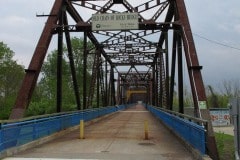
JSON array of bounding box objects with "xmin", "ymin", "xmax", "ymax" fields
[{"xmin": 10, "ymin": 0, "xmax": 219, "ymax": 159}]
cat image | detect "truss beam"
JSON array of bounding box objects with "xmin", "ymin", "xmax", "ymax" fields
[
  {"xmin": 10, "ymin": 1, "xmax": 219, "ymax": 159},
  {"xmin": 9, "ymin": 0, "xmax": 63, "ymax": 119}
]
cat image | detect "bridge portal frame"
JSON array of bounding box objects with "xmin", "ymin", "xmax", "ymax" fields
[{"xmin": 9, "ymin": 0, "xmax": 219, "ymax": 159}]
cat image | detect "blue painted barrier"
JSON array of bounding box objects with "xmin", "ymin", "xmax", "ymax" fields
[
  {"xmin": 0, "ymin": 105, "xmax": 126, "ymax": 153},
  {"xmin": 147, "ymin": 105, "xmax": 206, "ymax": 154}
]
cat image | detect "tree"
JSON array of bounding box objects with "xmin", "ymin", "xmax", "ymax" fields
[
  {"xmin": 213, "ymin": 79, "xmax": 240, "ymax": 108},
  {"xmin": 0, "ymin": 42, "xmax": 25, "ymax": 119},
  {"xmin": 204, "ymin": 84, "xmax": 231, "ymax": 108},
  {"xmin": 219, "ymin": 79, "xmax": 240, "ymax": 97},
  {"xmin": 183, "ymin": 86, "xmax": 194, "ymax": 108},
  {"xmin": 207, "ymin": 85, "xmax": 219, "ymax": 108},
  {"xmin": 26, "ymin": 37, "xmax": 94, "ymax": 116}
]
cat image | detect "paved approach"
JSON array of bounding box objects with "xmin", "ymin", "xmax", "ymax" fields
[{"xmin": 7, "ymin": 105, "xmax": 194, "ymax": 160}]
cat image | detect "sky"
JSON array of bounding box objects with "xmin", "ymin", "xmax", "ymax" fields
[{"xmin": 0, "ymin": 0, "xmax": 240, "ymax": 89}]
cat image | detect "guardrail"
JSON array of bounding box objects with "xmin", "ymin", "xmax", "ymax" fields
[
  {"xmin": 0, "ymin": 105, "xmax": 126, "ymax": 153},
  {"xmin": 146, "ymin": 105, "xmax": 207, "ymax": 154}
]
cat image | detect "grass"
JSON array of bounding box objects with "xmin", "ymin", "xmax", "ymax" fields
[{"xmin": 215, "ymin": 132, "xmax": 235, "ymax": 160}]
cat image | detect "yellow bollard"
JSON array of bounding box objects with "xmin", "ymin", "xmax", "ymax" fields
[
  {"xmin": 144, "ymin": 120, "xmax": 149, "ymax": 140},
  {"xmin": 80, "ymin": 120, "xmax": 85, "ymax": 139}
]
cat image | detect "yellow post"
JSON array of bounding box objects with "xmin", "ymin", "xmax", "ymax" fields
[
  {"xmin": 80, "ymin": 120, "xmax": 85, "ymax": 139},
  {"xmin": 144, "ymin": 120, "xmax": 149, "ymax": 140}
]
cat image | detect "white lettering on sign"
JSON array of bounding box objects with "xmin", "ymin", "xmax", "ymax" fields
[{"xmin": 92, "ymin": 13, "xmax": 139, "ymax": 31}]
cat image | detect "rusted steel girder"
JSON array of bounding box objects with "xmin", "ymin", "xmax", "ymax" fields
[
  {"xmin": 135, "ymin": 0, "xmax": 166, "ymax": 13},
  {"xmin": 66, "ymin": 2, "xmax": 113, "ymax": 65},
  {"xmin": 110, "ymin": 66, "xmax": 116, "ymax": 105},
  {"xmin": 61, "ymin": 22, "xmax": 174, "ymax": 32},
  {"xmin": 117, "ymin": 71, "xmax": 152, "ymax": 104},
  {"xmin": 9, "ymin": 0, "xmax": 63, "ymax": 119},
  {"xmin": 57, "ymin": 10, "xmax": 63, "ymax": 113},
  {"xmin": 176, "ymin": 1, "xmax": 204, "ymax": 118},
  {"xmin": 9, "ymin": 0, "xmax": 219, "ymax": 158},
  {"xmin": 83, "ymin": 32, "xmax": 88, "ymax": 110},
  {"xmin": 175, "ymin": 0, "xmax": 219, "ymax": 159},
  {"xmin": 64, "ymin": 12, "xmax": 81, "ymax": 110}
]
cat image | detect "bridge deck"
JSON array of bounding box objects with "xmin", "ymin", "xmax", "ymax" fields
[{"xmin": 7, "ymin": 105, "xmax": 194, "ymax": 160}]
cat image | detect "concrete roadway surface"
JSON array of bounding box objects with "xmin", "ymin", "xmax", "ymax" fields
[{"xmin": 5, "ymin": 105, "xmax": 195, "ymax": 160}]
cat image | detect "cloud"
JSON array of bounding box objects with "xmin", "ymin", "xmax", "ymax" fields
[
  {"xmin": 1, "ymin": 15, "xmax": 30, "ymax": 29},
  {"xmin": 234, "ymin": 24, "xmax": 240, "ymax": 34},
  {"xmin": 1, "ymin": 0, "xmax": 240, "ymax": 88}
]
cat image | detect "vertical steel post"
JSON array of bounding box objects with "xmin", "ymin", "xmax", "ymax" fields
[
  {"xmin": 152, "ymin": 65, "xmax": 156, "ymax": 106},
  {"xmin": 119, "ymin": 77, "xmax": 123, "ymax": 105},
  {"xmin": 110, "ymin": 66, "xmax": 116, "ymax": 105},
  {"xmin": 105, "ymin": 61, "xmax": 108, "ymax": 106},
  {"xmin": 146, "ymin": 85, "xmax": 150, "ymax": 105},
  {"xmin": 97, "ymin": 55, "xmax": 100, "ymax": 108},
  {"xmin": 9, "ymin": 0, "xmax": 63, "ymax": 119},
  {"xmin": 159, "ymin": 55, "xmax": 163, "ymax": 107},
  {"xmin": 63, "ymin": 13, "xmax": 81, "ymax": 110},
  {"xmin": 176, "ymin": 0, "xmax": 203, "ymax": 117},
  {"xmin": 169, "ymin": 31, "xmax": 177, "ymax": 110},
  {"xmin": 83, "ymin": 31, "xmax": 87, "ymax": 110},
  {"xmin": 57, "ymin": 5, "xmax": 64, "ymax": 113},
  {"xmin": 176, "ymin": 0, "xmax": 219, "ymax": 159},
  {"xmin": 116, "ymin": 74, "xmax": 120, "ymax": 105},
  {"xmin": 164, "ymin": 31, "xmax": 169, "ymax": 109},
  {"xmin": 177, "ymin": 33, "xmax": 184, "ymax": 113},
  {"xmin": 156, "ymin": 61, "xmax": 159, "ymax": 107}
]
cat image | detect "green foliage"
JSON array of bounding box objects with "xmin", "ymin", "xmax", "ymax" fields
[
  {"xmin": 26, "ymin": 101, "xmax": 54, "ymax": 116},
  {"xmin": 0, "ymin": 42, "xmax": 14, "ymax": 61},
  {"xmin": 172, "ymin": 86, "xmax": 194, "ymax": 111},
  {"xmin": 206, "ymin": 85, "xmax": 230, "ymax": 108},
  {"xmin": 0, "ymin": 42, "xmax": 25, "ymax": 119},
  {"xmin": 0, "ymin": 95, "xmax": 16, "ymax": 119},
  {"xmin": 27, "ymin": 37, "xmax": 94, "ymax": 116},
  {"xmin": 2, "ymin": 36, "xmax": 238, "ymax": 118},
  {"xmin": 215, "ymin": 132, "xmax": 235, "ymax": 160},
  {"xmin": 216, "ymin": 132, "xmax": 225, "ymax": 157}
]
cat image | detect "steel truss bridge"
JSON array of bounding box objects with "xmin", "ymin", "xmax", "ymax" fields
[{"xmin": 9, "ymin": 0, "xmax": 219, "ymax": 159}]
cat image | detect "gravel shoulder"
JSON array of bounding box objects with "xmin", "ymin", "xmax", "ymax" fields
[{"xmin": 213, "ymin": 125, "xmax": 234, "ymax": 135}]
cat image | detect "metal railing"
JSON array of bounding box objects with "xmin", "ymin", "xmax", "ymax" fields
[
  {"xmin": 146, "ymin": 105, "xmax": 208, "ymax": 154},
  {"xmin": 0, "ymin": 105, "xmax": 126, "ymax": 153}
]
